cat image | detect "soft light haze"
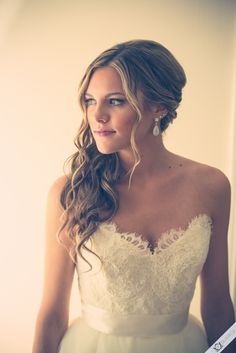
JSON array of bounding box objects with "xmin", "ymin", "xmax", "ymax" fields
[{"xmin": 0, "ymin": 1, "xmax": 235, "ymax": 352}]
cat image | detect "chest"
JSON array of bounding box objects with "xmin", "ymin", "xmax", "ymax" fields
[{"xmin": 111, "ymin": 178, "xmax": 205, "ymax": 245}]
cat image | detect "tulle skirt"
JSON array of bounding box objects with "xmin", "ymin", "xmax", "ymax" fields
[{"xmin": 58, "ymin": 314, "xmax": 209, "ymax": 353}]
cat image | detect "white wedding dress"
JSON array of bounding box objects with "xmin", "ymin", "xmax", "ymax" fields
[{"xmin": 58, "ymin": 213, "xmax": 212, "ymax": 353}]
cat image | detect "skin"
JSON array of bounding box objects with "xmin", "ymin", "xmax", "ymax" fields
[
  {"xmin": 32, "ymin": 177, "xmax": 76, "ymax": 353},
  {"xmin": 85, "ymin": 67, "xmax": 167, "ymax": 173},
  {"xmin": 32, "ymin": 67, "xmax": 235, "ymax": 353}
]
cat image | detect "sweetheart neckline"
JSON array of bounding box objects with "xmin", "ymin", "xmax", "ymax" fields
[{"xmin": 100, "ymin": 213, "xmax": 213, "ymax": 254}]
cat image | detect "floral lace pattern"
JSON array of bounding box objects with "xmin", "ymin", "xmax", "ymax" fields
[
  {"xmin": 103, "ymin": 213, "xmax": 212, "ymax": 255},
  {"xmin": 76, "ymin": 214, "xmax": 212, "ymax": 316}
]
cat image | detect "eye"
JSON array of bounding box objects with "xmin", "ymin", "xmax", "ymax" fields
[
  {"xmin": 84, "ymin": 98, "xmax": 95, "ymax": 106},
  {"xmin": 109, "ymin": 98, "xmax": 125, "ymax": 106}
]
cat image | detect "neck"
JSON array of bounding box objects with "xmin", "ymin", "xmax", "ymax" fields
[{"xmin": 118, "ymin": 135, "xmax": 175, "ymax": 182}]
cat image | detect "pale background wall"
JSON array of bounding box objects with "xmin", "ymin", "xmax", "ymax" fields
[{"xmin": 0, "ymin": 1, "xmax": 235, "ymax": 352}]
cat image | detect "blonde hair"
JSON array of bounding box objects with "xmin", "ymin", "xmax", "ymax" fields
[{"xmin": 58, "ymin": 39, "xmax": 186, "ymax": 268}]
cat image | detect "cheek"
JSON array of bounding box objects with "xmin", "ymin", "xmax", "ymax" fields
[
  {"xmin": 85, "ymin": 109, "xmax": 91, "ymax": 122},
  {"xmin": 131, "ymin": 117, "xmax": 152, "ymax": 140},
  {"xmin": 120, "ymin": 111, "xmax": 138, "ymax": 130},
  {"xmin": 87, "ymin": 115, "xmax": 94, "ymax": 130},
  {"xmin": 122, "ymin": 118, "xmax": 135, "ymax": 130}
]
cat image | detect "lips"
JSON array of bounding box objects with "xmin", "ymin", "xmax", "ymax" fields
[{"xmin": 94, "ymin": 130, "xmax": 116, "ymax": 136}]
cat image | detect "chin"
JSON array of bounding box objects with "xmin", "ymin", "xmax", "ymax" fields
[
  {"xmin": 96, "ymin": 141, "xmax": 131, "ymax": 155},
  {"xmin": 96, "ymin": 144, "xmax": 118, "ymax": 155},
  {"xmin": 97, "ymin": 148, "xmax": 117, "ymax": 155}
]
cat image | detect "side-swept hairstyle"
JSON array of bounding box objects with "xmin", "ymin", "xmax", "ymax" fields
[{"xmin": 57, "ymin": 39, "xmax": 187, "ymax": 267}]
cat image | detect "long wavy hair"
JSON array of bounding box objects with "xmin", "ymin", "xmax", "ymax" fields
[{"xmin": 57, "ymin": 39, "xmax": 187, "ymax": 268}]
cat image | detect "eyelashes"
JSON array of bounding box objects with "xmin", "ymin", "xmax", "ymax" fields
[
  {"xmin": 84, "ymin": 98, "xmax": 126, "ymax": 107},
  {"xmin": 83, "ymin": 98, "xmax": 95, "ymax": 106}
]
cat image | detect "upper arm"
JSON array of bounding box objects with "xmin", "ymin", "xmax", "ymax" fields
[
  {"xmin": 200, "ymin": 169, "xmax": 232, "ymax": 309},
  {"xmin": 39, "ymin": 175, "xmax": 76, "ymax": 321}
]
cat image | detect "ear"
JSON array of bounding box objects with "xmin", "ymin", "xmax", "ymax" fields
[
  {"xmin": 151, "ymin": 104, "xmax": 168, "ymax": 117},
  {"xmin": 144, "ymin": 99, "xmax": 168, "ymax": 117},
  {"xmin": 159, "ymin": 108, "xmax": 168, "ymax": 118}
]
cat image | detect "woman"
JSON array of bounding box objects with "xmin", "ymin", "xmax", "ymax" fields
[{"xmin": 32, "ymin": 40, "xmax": 235, "ymax": 353}]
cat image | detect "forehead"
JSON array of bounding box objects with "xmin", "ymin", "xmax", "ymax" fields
[{"xmin": 86, "ymin": 67, "xmax": 124, "ymax": 94}]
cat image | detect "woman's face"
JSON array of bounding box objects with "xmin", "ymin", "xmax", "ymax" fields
[{"xmin": 84, "ymin": 66, "xmax": 155, "ymax": 155}]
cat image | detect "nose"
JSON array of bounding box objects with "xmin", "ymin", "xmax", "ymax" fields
[{"xmin": 93, "ymin": 102, "xmax": 110, "ymax": 123}]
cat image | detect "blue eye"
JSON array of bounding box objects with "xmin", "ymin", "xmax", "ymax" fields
[
  {"xmin": 84, "ymin": 97, "xmax": 126, "ymax": 107},
  {"xmin": 109, "ymin": 98, "xmax": 125, "ymax": 105}
]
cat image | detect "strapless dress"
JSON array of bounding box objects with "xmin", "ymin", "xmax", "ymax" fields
[{"xmin": 58, "ymin": 213, "xmax": 212, "ymax": 353}]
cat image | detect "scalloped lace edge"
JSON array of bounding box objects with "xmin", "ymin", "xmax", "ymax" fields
[{"xmin": 100, "ymin": 213, "xmax": 213, "ymax": 254}]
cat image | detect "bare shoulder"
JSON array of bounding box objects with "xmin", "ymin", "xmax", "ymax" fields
[
  {"xmin": 181, "ymin": 157, "xmax": 231, "ymax": 217},
  {"xmin": 188, "ymin": 161, "xmax": 230, "ymax": 196},
  {"xmin": 45, "ymin": 175, "xmax": 70, "ymax": 235},
  {"xmin": 178, "ymin": 155, "xmax": 230, "ymax": 190},
  {"xmin": 47, "ymin": 175, "xmax": 69, "ymax": 207},
  {"xmin": 48, "ymin": 174, "xmax": 69, "ymax": 196},
  {"xmin": 45, "ymin": 175, "xmax": 76, "ymax": 264}
]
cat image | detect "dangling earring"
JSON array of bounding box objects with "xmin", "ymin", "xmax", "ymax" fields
[
  {"xmin": 153, "ymin": 114, "xmax": 165, "ymax": 136},
  {"xmin": 153, "ymin": 117, "xmax": 160, "ymax": 136}
]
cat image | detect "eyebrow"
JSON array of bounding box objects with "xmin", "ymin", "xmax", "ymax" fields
[{"xmin": 84, "ymin": 92, "xmax": 125, "ymax": 98}]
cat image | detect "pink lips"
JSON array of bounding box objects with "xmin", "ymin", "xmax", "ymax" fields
[{"xmin": 94, "ymin": 130, "xmax": 116, "ymax": 136}]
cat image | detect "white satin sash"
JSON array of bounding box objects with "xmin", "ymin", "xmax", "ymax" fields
[{"xmin": 81, "ymin": 304, "xmax": 188, "ymax": 336}]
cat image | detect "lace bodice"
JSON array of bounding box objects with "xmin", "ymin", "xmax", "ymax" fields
[{"xmin": 76, "ymin": 214, "xmax": 212, "ymax": 317}]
